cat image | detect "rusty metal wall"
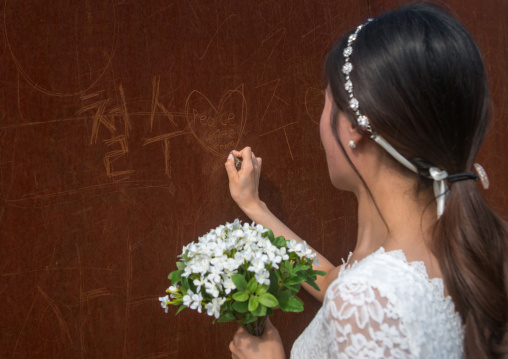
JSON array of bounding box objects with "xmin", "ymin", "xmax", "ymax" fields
[{"xmin": 0, "ymin": 1, "xmax": 506, "ymax": 358}]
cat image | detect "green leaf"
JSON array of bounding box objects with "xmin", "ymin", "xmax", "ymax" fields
[
  {"xmin": 224, "ymin": 301, "xmax": 233, "ymax": 311},
  {"xmin": 273, "ymin": 236, "xmax": 286, "ymax": 248},
  {"xmin": 175, "ymin": 305, "xmax": 187, "ymax": 315},
  {"xmin": 256, "ymin": 284, "xmax": 269, "ymax": 296},
  {"xmin": 231, "ymin": 274, "xmax": 247, "ymax": 292},
  {"xmin": 232, "ymin": 291, "xmax": 249, "ymax": 302},
  {"xmin": 242, "ymin": 313, "xmax": 258, "ymax": 324},
  {"xmin": 284, "ymin": 283, "xmax": 301, "ymax": 292},
  {"xmin": 304, "ymin": 278, "xmax": 321, "ymax": 292},
  {"xmin": 176, "ymin": 261, "xmax": 185, "ymax": 270},
  {"xmin": 168, "ymin": 269, "xmax": 183, "ymax": 284},
  {"xmin": 259, "ymin": 293, "xmax": 278, "ymax": 308},
  {"xmin": 233, "ymin": 300, "xmax": 249, "ymax": 313},
  {"xmin": 268, "ymin": 271, "xmax": 279, "ymax": 293},
  {"xmin": 217, "ymin": 312, "xmax": 237, "ymax": 323},
  {"xmin": 278, "ymin": 293, "xmax": 304, "ymax": 312},
  {"xmin": 247, "ymin": 277, "xmax": 258, "ymax": 294},
  {"xmin": 285, "ymin": 275, "xmax": 306, "ymax": 285},
  {"xmin": 251, "ymin": 303, "xmax": 267, "ymax": 317},
  {"xmin": 248, "ymin": 296, "xmax": 259, "ymax": 312},
  {"xmin": 264, "ymin": 229, "xmax": 275, "ymax": 241},
  {"xmin": 280, "ymin": 261, "xmax": 293, "ymax": 276},
  {"xmin": 188, "ymin": 277, "xmax": 197, "ymax": 293},
  {"xmin": 181, "ymin": 277, "xmax": 190, "ymax": 290},
  {"xmin": 266, "ymin": 308, "xmax": 273, "ymax": 316},
  {"xmin": 293, "ymin": 264, "xmax": 311, "ymax": 273},
  {"xmin": 313, "ymin": 270, "xmax": 327, "ymax": 277}
]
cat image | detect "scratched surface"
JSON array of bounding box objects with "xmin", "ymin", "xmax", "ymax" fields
[{"xmin": 0, "ymin": 1, "xmax": 507, "ymax": 358}]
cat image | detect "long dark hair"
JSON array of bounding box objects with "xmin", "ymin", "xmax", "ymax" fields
[{"xmin": 324, "ymin": 3, "xmax": 508, "ymax": 358}]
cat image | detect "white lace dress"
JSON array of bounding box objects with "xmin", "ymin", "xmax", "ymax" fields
[{"xmin": 291, "ymin": 248, "xmax": 464, "ymax": 358}]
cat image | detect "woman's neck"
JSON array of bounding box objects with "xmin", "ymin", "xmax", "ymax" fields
[{"xmin": 351, "ymin": 170, "xmax": 438, "ymax": 267}]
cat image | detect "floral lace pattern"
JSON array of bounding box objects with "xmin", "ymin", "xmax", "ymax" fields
[{"xmin": 291, "ymin": 248, "xmax": 464, "ymax": 358}]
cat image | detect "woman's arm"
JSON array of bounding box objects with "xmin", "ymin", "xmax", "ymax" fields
[{"xmin": 225, "ymin": 147, "xmax": 339, "ymax": 302}]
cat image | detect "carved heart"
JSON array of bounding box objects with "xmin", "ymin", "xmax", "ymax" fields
[{"xmin": 185, "ymin": 87, "xmax": 247, "ymax": 157}]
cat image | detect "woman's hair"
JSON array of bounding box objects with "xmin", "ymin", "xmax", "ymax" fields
[{"xmin": 324, "ymin": 3, "xmax": 508, "ymax": 358}]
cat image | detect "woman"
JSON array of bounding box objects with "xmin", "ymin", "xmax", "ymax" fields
[{"xmin": 225, "ymin": 3, "xmax": 507, "ymax": 358}]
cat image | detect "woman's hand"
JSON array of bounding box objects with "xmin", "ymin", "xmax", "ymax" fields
[
  {"xmin": 225, "ymin": 147, "xmax": 263, "ymax": 212},
  {"xmin": 229, "ymin": 318, "xmax": 285, "ymax": 359}
]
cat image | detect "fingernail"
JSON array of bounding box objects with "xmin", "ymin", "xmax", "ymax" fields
[{"xmin": 227, "ymin": 153, "xmax": 233, "ymax": 160}]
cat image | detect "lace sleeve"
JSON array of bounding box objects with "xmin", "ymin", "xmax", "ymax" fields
[{"xmin": 323, "ymin": 279, "xmax": 412, "ymax": 359}]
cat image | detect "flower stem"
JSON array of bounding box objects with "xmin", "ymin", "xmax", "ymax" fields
[{"xmin": 241, "ymin": 316, "xmax": 266, "ymax": 337}]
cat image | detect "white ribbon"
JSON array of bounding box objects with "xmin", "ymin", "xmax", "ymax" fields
[{"xmin": 429, "ymin": 167, "xmax": 449, "ymax": 218}]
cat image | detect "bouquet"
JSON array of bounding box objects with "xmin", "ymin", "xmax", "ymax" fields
[{"xmin": 159, "ymin": 219, "xmax": 324, "ymax": 336}]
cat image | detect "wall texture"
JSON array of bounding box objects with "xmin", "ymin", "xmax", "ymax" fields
[{"xmin": 1, "ymin": 1, "xmax": 506, "ymax": 358}]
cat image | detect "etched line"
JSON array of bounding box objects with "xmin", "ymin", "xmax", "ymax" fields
[
  {"xmin": 255, "ymin": 78, "xmax": 281, "ymax": 122},
  {"xmin": 283, "ymin": 127, "xmax": 294, "ymax": 161},
  {"xmin": 103, "ymin": 135, "xmax": 135, "ymax": 178},
  {"xmin": 81, "ymin": 288, "xmax": 111, "ymax": 302},
  {"xmin": 80, "ymin": 91, "xmax": 104, "ymax": 101},
  {"xmin": 198, "ymin": 14, "xmax": 238, "ymax": 60},
  {"xmin": 164, "ymin": 138, "xmax": 171, "ymax": 179},
  {"xmin": 77, "ymin": 99, "xmax": 116, "ymax": 145},
  {"xmin": 150, "ymin": 76, "xmax": 160, "ymax": 131},
  {"xmin": 157, "ymin": 100, "xmax": 177, "ymax": 128},
  {"xmin": 258, "ymin": 122, "xmax": 298, "ymax": 137},
  {"xmin": 37, "ymin": 286, "xmax": 73, "ymax": 344},
  {"xmin": 118, "ymin": 83, "xmax": 132, "ymax": 139},
  {"xmin": 143, "ymin": 131, "xmax": 188, "ymax": 146}
]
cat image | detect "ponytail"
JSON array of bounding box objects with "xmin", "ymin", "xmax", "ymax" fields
[{"xmin": 434, "ymin": 180, "xmax": 508, "ymax": 358}]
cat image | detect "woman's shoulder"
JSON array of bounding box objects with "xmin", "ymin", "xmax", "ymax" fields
[
  {"xmin": 322, "ymin": 247, "xmax": 464, "ymax": 358},
  {"xmin": 329, "ymin": 247, "xmax": 459, "ymax": 324}
]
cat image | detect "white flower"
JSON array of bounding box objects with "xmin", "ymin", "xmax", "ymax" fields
[
  {"xmin": 226, "ymin": 257, "xmax": 241, "ymax": 272},
  {"xmin": 207, "ymin": 266, "xmax": 222, "ymax": 284},
  {"xmin": 182, "ymin": 290, "xmax": 203, "ymax": 313},
  {"xmin": 278, "ymin": 247, "xmax": 289, "ymax": 261},
  {"xmin": 210, "ymin": 255, "xmax": 228, "ymax": 271},
  {"xmin": 248, "ymin": 257, "xmax": 266, "ymax": 274},
  {"xmin": 167, "ymin": 284, "xmax": 179, "ymax": 293},
  {"xmin": 313, "ymin": 256, "xmax": 320, "ymax": 266},
  {"xmin": 255, "ymin": 270, "xmax": 270, "ymax": 285},
  {"xmin": 222, "ymin": 277, "xmax": 236, "ymax": 295},
  {"xmin": 159, "ymin": 295, "xmax": 171, "ymax": 313},
  {"xmin": 287, "ymin": 239, "xmax": 303, "ymax": 254},
  {"xmin": 205, "ymin": 297, "xmax": 226, "ymax": 319},
  {"xmin": 193, "ymin": 276, "xmax": 207, "ymax": 292},
  {"xmin": 287, "ymin": 239, "xmax": 314, "ymax": 259},
  {"xmin": 205, "ymin": 282, "xmax": 220, "ymax": 298},
  {"xmin": 182, "ymin": 290, "xmax": 194, "ymax": 307},
  {"xmin": 166, "ymin": 284, "xmax": 180, "ymax": 298}
]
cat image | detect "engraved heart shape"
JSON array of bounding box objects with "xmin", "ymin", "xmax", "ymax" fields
[{"xmin": 185, "ymin": 87, "xmax": 247, "ymax": 157}]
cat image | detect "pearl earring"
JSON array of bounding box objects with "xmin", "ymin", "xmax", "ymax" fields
[{"xmin": 348, "ymin": 140, "xmax": 356, "ymax": 149}]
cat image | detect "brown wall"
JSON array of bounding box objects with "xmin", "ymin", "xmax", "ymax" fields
[{"xmin": 1, "ymin": 1, "xmax": 506, "ymax": 358}]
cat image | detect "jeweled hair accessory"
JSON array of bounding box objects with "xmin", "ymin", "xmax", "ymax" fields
[
  {"xmin": 341, "ymin": 19, "xmax": 489, "ymax": 218},
  {"xmin": 342, "ymin": 19, "xmax": 419, "ymax": 174},
  {"xmin": 473, "ymin": 163, "xmax": 489, "ymax": 189}
]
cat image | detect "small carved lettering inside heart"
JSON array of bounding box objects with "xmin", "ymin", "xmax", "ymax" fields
[{"xmin": 185, "ymin": 87, "xmax": 247, "ymax": 157}]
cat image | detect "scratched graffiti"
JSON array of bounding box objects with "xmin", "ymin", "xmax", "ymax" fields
[
  {"xmin": 76, "ymin": 76, "xmax": 250, "ymax": 181},
  {"xmin": 185, "ymin": 86, "xmax": 247, "ymax": 157},
  {"xmin": 3, "ymin": 0, "xmax": 118, "ymax": 97}
]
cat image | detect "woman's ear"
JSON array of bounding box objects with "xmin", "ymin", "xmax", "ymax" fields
[{"xmin": 347, "ymin": 121, "xmax": 365, "ymax": 148}]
